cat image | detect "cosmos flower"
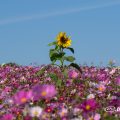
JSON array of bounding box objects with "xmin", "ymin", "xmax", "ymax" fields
[
  {"xmin": 73, "ymin": 107, "xmax": 81, "ymax": 115},
  {"xmin": 94, "ymin": 113, "xmax": 101, "ymax": 120},
  {"xmin": 116, "ymin": 76, "xmax": 120, "ymax": 85},
  {"xmin": 56, "ymin": 32, "xmax": 71, "ymax": 48},
  {"xmin": 109, "ymin": 99, "xmax": 120, "ymax": 107},
  {"xmin": 87, "ymin": 94, "xmax": 95, "ymax": 99},
  {"xmin": 40, "ymin": 84, "xmax": 57, "ymax": 99},
  {"xmin": 29, "ymin": 106, "xmax": 43, "ymax": 118},
  {"xmin": 68, "ymin": 70, "xmax": 79, "ymax": 79},
  {"xmin": 109, "ymin": 68, "xmax": 116, "ymax": 75},
  {"xmin": 66, "ymin": 79, "xmax": 73, "ymax": 86},
  {"xmin": 12, "ymin": 90, "xmax": 32, "ymax": 105},
  {"xmin": 97, "ymin": 72, "xmax": 108, "ymax": 81},
  {"xmin": 31, "ymin": 84, "xmax": 42, "ymax": 101},
  {"xmin": 41, "ymin": 112, "xmax": 51, "ymax": 119},
  {"xmin": 80, "ymin": 99, "xmax": 98, "ymax": 112},
  {"xmin": 87, "ymin": 113, "xmax": 101, "ymax": 120},
  {"xmin": 97, "ymin": 84, "xmax": 106, "ymax": 93},
  {"xmin": 32, "ymin": 84, "xmax": 57, "ymax": 100},
  {"xmin": 1, "ymin": 113, "xmax": 14, "ymax": 120},
  {"xmin": 58, "ymin": 107, "xmax": 68, "ymax": 117}
]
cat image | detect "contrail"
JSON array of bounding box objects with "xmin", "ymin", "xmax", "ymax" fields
[{"xmin": 0, "ymin": 1, "xmax": 120, "ymax": 25}]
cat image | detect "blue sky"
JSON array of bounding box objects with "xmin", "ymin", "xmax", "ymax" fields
[{"xmin": 0, "ymin": 0, "xmax": 120, "ymax": 66}]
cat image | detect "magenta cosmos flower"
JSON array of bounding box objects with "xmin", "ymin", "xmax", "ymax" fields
[
  {"xmin": 32, "ymin": 84, "xmax": 57, "ymax": 100},
  {"xmin": 68, "ymin": 70, "xmax": 79, "ymax": 79},
  {"xmin": 116, "ymin": 76, "xmax": 120, "ymax": 85},
  {"xmin": 12, "ymin": 90, "xmax": 32, "ymax": 105},
  {"xmin": 97, "ymin": 72, "xmax": 108, "ymax": 81},
  {"xmin": 80, "ymin": 99, "xmax": 98, "ymax": 112},
  {"xmin": 2, "ymin": 113, "xmax": 14, "ymax": 120}
]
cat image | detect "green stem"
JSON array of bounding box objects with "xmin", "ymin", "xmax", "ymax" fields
[
  {"xmin": 60, "ymin": 47, "xmax": 64, "ymax": 67},
  {"xmin": 53, "ymin": 63, "xmax": 61, "ymax": 67}
]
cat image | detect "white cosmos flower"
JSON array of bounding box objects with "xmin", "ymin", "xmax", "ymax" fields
[
  {"xmin": 87, "ymin": 94, "xmax": 95, "ymax": 99},
  {"xmin": 29, "ymin": 106, "xmax": 43, "ymax": 117},
  {"xmin": 109, "ymin": 69, "xmax": 116, "ymax": 75},
  {"xmin": 89, "ymin": 82, "xmax": 97, "ymax": 87}
]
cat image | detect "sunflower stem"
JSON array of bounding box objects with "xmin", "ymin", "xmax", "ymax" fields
[{"xmin": 59, "ymin": 47, "xmax": 64, "ymax": 68}]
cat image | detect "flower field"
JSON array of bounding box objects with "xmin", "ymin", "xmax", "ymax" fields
[
  {"xmin": 0, "ymin": 63, "xmax": 120, "ymax": 120},
  {"xmin": 0, "ymin": 32, "xmax": 120, "ymax": 120}
]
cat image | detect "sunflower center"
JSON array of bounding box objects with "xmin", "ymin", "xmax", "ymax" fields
[{"xmin": 60, "ymin": 36, "xmax": 67, "ymax": 44}]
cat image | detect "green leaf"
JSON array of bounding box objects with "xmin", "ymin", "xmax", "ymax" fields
[
  {"xmin": 50, "ymin": 50, "xmax": 65, "ymax": 62},
  {"xmin": 48, "ymin": 73, "xmax": 62, "ymax": 87},
  {"xmin": 49, "ymin": 49, "xmax": 58, "ymax": 62},
  {"xmin": 38, "ymin": 100, "xmax": 45, "ymax": 108},
  {"xmin": 59, "ymin": 52, "xmax": 65, "ymax": 57},
  {"xmin": 63, "ymin": 56, "xmax": 75, "ymax": 62},
  {"xmin": 48, "ymin": 41, "xmax": 56, "ymax": 46},
  {"xmin": 56, "ymin": 79, "xmax": 62, "ymax": 87},
  {"xmin": 63, "ymin": 69, "xmax": 68, "ymax": 78},
  {"xmin": 48, "ymin": 73, "xmax": 58, "ymax": 81},
  {"xmin": 55, "ymin": 45, "xmax": 59, "ymax": 50},
  {"xmin": 50, "ymin": 53, "xmax": 59, "ymax": 61},
  {"xmin": 67, "ymin": 47, "xmax": 74, "ymax": 54},
  {"xmin": 69, "ymin": 63, "xmax": 82, "ymax": 73},
  {"xmin": 35, "ymin": 67, "xmax": 45, "ymax": 76},
  {"xmin": 49, "ymin": 49, "xmax": 56, "ymax": 57},
  {"xmin": 105, "ymin": 116, "xmax": 119, "ymax": 120},
  {"xmin": 51, "ymin": 60, "xmax": 56, "ymax": 65}
]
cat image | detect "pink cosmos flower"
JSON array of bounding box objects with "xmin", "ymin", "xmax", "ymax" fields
[
  {"xmin": 45, "ymin": 77, "xmax": 51, "ymax": 82},
  {"xmin": 4, "ymin": 86, "xmax": 12, "ymax": 92},
  {"xmin": 2, "ymin": 113, "xmax": 14, "ymax": 120},
  {"xmin": 97, "ymin": 84, "xmax": 106, "ymax": 93},
  {"xmin": 0, "ymin": 104, "xmax": 3, "ymax": 109},
  {"xmin": 97, "ymin": 72, "xmax": 108, "ymax": 81},
  {"xmin": 94, "ymin": 113, "xmax": 101, "ymax": 120},
  {"xmin": 32, "ymin": 84, "xmax": 57, "ymax": 100},
  {"xmin": 31, "ymin": 84, "xmax": 42, "ymax": 101},
  {"xmin": 87, "ymin": 113, "xmax": 101, "ymax": 120},
  {"xmin": 68, "ymin": 70, "xmax": 78, "ymax": 79},
  {"xmin": 58, "ymin": 108, "xmax": 68, "ymax": 118},
  {"xmin": 73, "ymin": 107, "xmax": 81, "ymax": 115},
  {"xmin": 12, "ymin": 90, "xmax": 32, "ymax": 105},
  {"xmin": 116, "ymin": 76, "xmax": 120, "ymax": 85},
  {"xmin": 80, "ymin": 99, "xmax": 98, "ymax": 112},
  {"xmin": 39, "ymin": 84, "xmax": 57, "ymax": 99},
  {"xmin": 66, "ymin": 79, "xmax": 73, "ymax": 86},
  {"xmin": 57, "ymin": 104, "xmax": 68, "ymax": 118}
]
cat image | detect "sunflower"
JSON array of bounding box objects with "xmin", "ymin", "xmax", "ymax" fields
[{"xmin": 56, "ymin": 32, "xmax": 71, "ymax": 48}]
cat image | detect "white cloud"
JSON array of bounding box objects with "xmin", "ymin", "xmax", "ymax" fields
[{"xmin": 0, "ymin": 1, "xmax": 120, "ymax": 25}]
